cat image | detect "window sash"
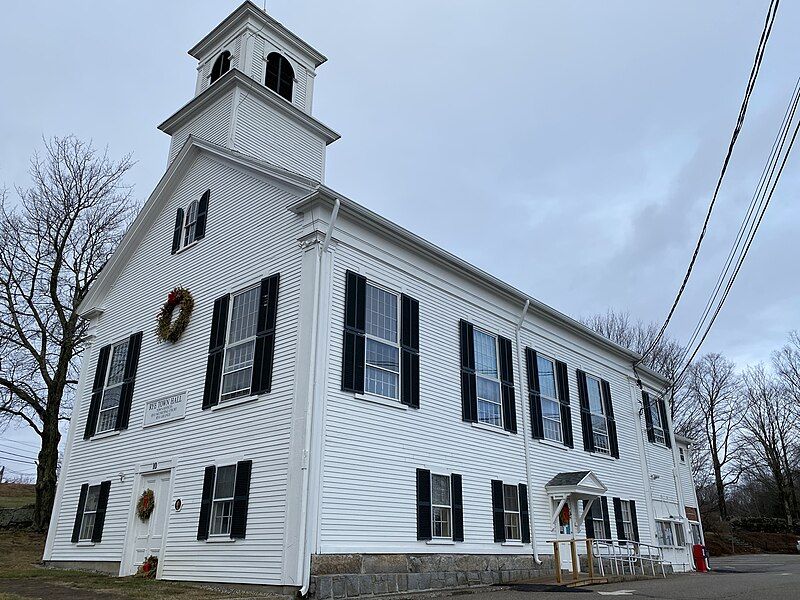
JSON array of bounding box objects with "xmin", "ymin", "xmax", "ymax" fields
[
  {"xmin": 210, "ymin": 465, "xmax": 236, "ymax": 536},
  {"xmin": 656, "ymin": 521, "xmax": 675, "ymax": 546},
  {"xmin": 474, "ymin": 329, "xmax": 502, "ymax": 428},
  {"xmin": 650, "ymin": 400, "xmax": 666, "ymax": 444},
  {"xmin": 503, "ymin": 484, "xmax": 521, "ymax": 541},
  {"xmin": 363, "ymin": 283, "xmax": 400, "ymax": 400},
  {"xmin": 96, "ymin": 340, "xmax": 129, "ymax": 434},
  {"xmin": 431, "ymin": 473, "xmax": 452, "ymax": 539},
  {"xmin": 620, "ymin": 501, "xmax": 635, "ymax": 540},
  {"xmin": 79, "ymin": 485, "xmax": 101, "ymax": 541},
  {"xmin": 220, "ymin": 286, "xmax": 259, "ymax": 402},
  {"xmin": 183, "ymin": 200, "xmax": 198, "ymax": 247},
  {"xmin": 537, "ymin": 355, "xmax": 563, "ymax": 442}
]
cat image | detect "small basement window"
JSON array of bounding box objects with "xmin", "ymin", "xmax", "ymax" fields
[
  {"xmin": 265, "ymin": 52, "xmax": 294, "ymax": 101},
  {"xmin": 210, "ymin": 51, "xmax": 231, "ymax": 85}
]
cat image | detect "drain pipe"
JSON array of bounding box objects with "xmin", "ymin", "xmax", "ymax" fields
[
  {"xmin": 515, "ymin": 299, "xmax": 541, "ymax": 564},
  {"xmin": 299, "ymin": 197, "xmax": 340, "ymax": 597}
]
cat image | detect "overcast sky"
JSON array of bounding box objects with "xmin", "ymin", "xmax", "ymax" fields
[{"xmin": 1, "ymin": 2, "xmax": 798, "ymax": 469}]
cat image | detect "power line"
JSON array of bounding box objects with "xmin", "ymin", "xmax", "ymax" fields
[
  {"xmin": 1, "ymin": 438, "xmax": 40, "ymax": 450},
  {"xmin": 639, "ymin": 0, "xmax": 781, "ymax": 363},
  {"xmin": 0, "ymin": 449, "xmax": 38, "ymax": 462}
]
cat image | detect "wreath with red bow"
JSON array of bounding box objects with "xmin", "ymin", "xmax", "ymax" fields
[
  {"xmin": 156, "ymin": 287, "xmax": 194, "ymax": 343},
  {"xmin": 137, "ymin": 489, "xmax": 155, "ymax": 521},
  {"xmin": 559, "ymin": 503, "xmax": 571, "ymax": 527}
]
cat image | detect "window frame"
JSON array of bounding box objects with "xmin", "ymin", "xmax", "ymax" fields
[
  {"xmin": 430, "ymin": 473, "xmax": 452, "ymax": 540},
  {"xmin": 679, "ymin": 447, "xmax": 686, "ymax": 463},
  {"xmin": 655, "ymin": 519, "xmax": 677, "ymax": 547},
  {"xmin": 536, "ymin": 353, "xmax": 563, "ymax": 443},
  {"xmin": 95, "ymin": 339, "xmax": 130, "ymax": 434},
  {"xmin": 473, "ymin": 327, "xmax": 503, "ymax": 428},
  {"xmin": 503, "ymin": 484, "xmax": 521, "ymax": 541},
  {"xmin": 590, "ymin": 500, "xmax": 606, "ymax": 539},
  {"xmin": 649, "ymin": 397, "xmax": 666, "ymax": 445},
  {"xmin": 209, "ymin": 50, "xmax": 231, "ymax": 85},
  {"xmin": 690, "ymin": 522, "xmax": 702, "ymax": 545},
  {"xmin": 182, "ymin": 199, "xmax": 199, "ymax": 249},
  {"xmin": 78, "ymin": 484, "xmax": 101, "ymax": 541},
  {"xmin": 209, "ymin": 464, "xmax": 237, "ymax": 537},
  {"xmin": 264, "ymin": 52, "xmax": 295, "ymax": 101},
  {"xmin": 219, "ymin": 284, "xmax": 261, "ymax": 403},
  {"xmin": 362, "ymin": 282, "xmax": 401, "ymax": 401},
  {"xmin": 585, "ymin": 374, "xmax": 610, "ymax": 454},
  {"xmin": 619, "ymin": 500, "xmax": 636, "ymax": 541}
]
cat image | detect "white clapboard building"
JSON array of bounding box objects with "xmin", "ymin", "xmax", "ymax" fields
[{"xmin": 44, "ymin": 2, "xmax": 704, "ymax": 595}]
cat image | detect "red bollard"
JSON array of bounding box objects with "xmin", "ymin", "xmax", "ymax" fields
[{"xmin": 692, "ymin": 544, "xmax": 709, "ymax": 572}]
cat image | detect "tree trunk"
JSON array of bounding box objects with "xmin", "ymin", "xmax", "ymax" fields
[
  {"xmin": 33, "ymin": 409, "xmax": 61, "ymax": 532},
  {"xmin": 712, "ymin": 456, "xmax": 728, "ymax": 521}
]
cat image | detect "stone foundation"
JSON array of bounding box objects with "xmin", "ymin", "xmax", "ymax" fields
[{"xmin": 309, "ymin": 553, "xmax": 555, "ymax": 599}]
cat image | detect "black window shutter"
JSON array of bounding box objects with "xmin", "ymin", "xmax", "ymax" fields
[
  {"xmin": 451, "ymin": 473, "xmax": 464, "ymax": 542},
  {"xmin": 629, "ymin": 499, "xmax": 641, "ymax": 542},
  {"xmin": 115, "ymin": 332, "xmax": 143, "ymax": 431},
  {"xmin": 197, "ymin": 465, "xmax": 216, "ymax": 540},
  {"xmin": 91, "ymin": 480, "xmax": 111, "ymax": 542},
  {"xmin": 341, "ymin": 271, "xmax": 366, "ymax": 393},
  {"xmin": 518, "ymin": 484, "xmax": 530, "ymax": 543},
  {"xmin": 459, "ymin": 320, "xmax": 477, "ymax": 422},
  {"xmin": 251, "ymin": 274, "xmax": 280, "ymax": 395},
  {"xmin": 416, "ymin": 468, "xmax": 432, "ymax": 541},
  {"xmin": 230, "ymin": 460, "xmax": 252, "ymax": 539},
  {"xmin": 642, "ymin": 391, "xmax": 655, "ymax": 443},
  {"xmin": 71, "ymin": 484, "xmax": 89, "ymax": 542},
  {"xmin": 491, "ymin": 479, "xmax": 505, "ymax": 542},
  {"xmin": 658, "ymin": 398, "xmax": 672, "ymax": 448},
  {"xmin": 400, "ymin": 294, "xmax": 420, "ymax": 408},
  {"xmin": 601, "ymin": 497, "xmax": 611, "ymax": 541},
  {"xmin": 171, "ymin": 207, "xmax": 184, "ymax": 254},
  {"xmin": 576, "ymin": 370, "xmax": 594, "ymax": 452},
  {"xmin": 612, "ymin": 497, "xmax": 626, "ymax": 541},
  {"xmin": 498, "ymin": 336, "xmax": 517, "ymax": 433},
  {"xmin": 525, "ymin": 348, "xmax": 544, "ymax": 439},
  {"xmin": 202, "ymin": 295, "xmax": 229, "ymax": 409},
  {"xmin": 84, "ymin": 345, "xmax": 111, "ymax": 439},
  {"xmin": 601, "ymin": 379, "xmax": 619, "ymax": 458},
  {"xmin": 555, "ymin": 360, "xmax": 573, "ymax": 448},
  {"xmin": 194, "ymin": 190, "xmax": 210, "ymax": 241}
]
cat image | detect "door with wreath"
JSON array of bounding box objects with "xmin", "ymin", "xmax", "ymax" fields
[{"xmin": 126, "ymin": 470, "xmax": 172, "ymax": 576}]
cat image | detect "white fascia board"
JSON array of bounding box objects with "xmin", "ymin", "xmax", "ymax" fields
[
  {"xmin": 188, "ymin": 1, "xmax": 327, "ymax": 67},
  {"xmin": 158, "ymin": 69, "xmax": 340, "ymax": 145},
  {"xmin": 289, "ymin": 186, "xmax": 671, "ymax": 387}
]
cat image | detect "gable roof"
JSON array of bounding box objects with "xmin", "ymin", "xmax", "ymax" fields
[
  {"xmin": 78, "ymin": 137, "xmax": 318, "ymax": 317},
  {"xmin": 546, "ymin": 472, "xmax": 592, "ymax": 487},
  {"xmin": 545, "ymin": 471, "xmax": 607, "ymax": 495}
]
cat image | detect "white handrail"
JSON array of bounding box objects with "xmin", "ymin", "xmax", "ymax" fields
[{"xmin": 589, "ymin": 538, "xmax": 666, "ymax": 578}]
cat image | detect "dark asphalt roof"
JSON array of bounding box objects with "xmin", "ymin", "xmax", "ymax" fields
[{"xmin": 546, "ymin": 471, "xmax": 591, "ymax": 487}]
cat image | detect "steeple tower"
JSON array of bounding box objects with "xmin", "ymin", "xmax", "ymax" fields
[{"xmin": 158, "ymin": 1, "xmax": 339, "ymax": 182}]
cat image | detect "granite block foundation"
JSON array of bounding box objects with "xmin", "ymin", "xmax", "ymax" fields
[{"xmin": 309, "ymin": 553, "xmax": 555, "ymax": 599}]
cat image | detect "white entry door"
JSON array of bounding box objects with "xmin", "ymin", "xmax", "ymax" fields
[{"xmin": 126, "ymin": 470, "xmax": 172, "ymax": 575}]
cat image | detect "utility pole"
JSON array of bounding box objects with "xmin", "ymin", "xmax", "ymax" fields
[{"xmin": 0, "ymin": 465, "xmax": 5, "ymax": 484}]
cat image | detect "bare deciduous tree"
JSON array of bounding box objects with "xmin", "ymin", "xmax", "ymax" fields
[{"xmin": 0, "ymin": 136, "xmax": 135, "ymax": 530}]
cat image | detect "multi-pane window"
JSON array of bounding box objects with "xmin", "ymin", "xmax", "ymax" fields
[
  {"xmin": 210, "ymin": 465, "xmax": 236, "ymax": 536},
  {"xmin": 431, "ymin": 474, "xmax": 452, "ymax": 539},
  {"xmin": 183, "ymin": 199, "xmax": 198, "ymax": 247},
  {"xmin": 96, "ymin": 340, "xmax": 129, "ymax": 434},
  {"xmin": 675, "ymin": 522, "xmax": 686, "ymax": 546},
  {"xmin": 503, "ymin": 484, "xmax": 521, "ymax": 541},
  {"xmin": 690, "ymin": 523, "xmax": 702, "ymax": 545},
  {"xmin": 78, "ymin": 485, "xmax": 101, "ymax": 541},
  {"xmin": 619, "ymin": 500, "xmax": 636, "ymax": 541},
  {"xmin": 656, "ymin": 520, "xmax": 675, "ymax": 546},
  {"xmin": 679, "ymin": 447, "xmax": 686, "ymax": 462},
  {"xmin": 649, "ymin": 398, "xmax": 666, "ymax": 445},
  {"xmin": 536, "ymin": 355, "xmax": 563, "ymax": 442},
  {"xmin": 590, "ymin": 500, "xmax": 606, "ymax": 539},
  {"xmin": 586, "ymin": 375, "xmax": 610, "ymax": 454},
  {"xmin": 474, "ymin": 329, "xmax": 502, "ymax": 427},
  {"xmin": 220, "ymin": 286, "xmax": 260, "ymax": 402},
  {"xmin": 364, "ymin": 283, "xmax": 400, "ymax": 399}
]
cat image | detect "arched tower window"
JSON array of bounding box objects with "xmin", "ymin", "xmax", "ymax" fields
[
  {"xmin": 265, "ymin": 52, "xmax": 294, "ymax": 101},
  {"xmin": 210, "ymin": 51, "xmax": 231, "ymax": 85}
]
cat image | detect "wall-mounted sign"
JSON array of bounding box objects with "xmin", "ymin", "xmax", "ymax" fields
[
  {"xmin": 143, "ymin": 391, "xmax": 187, "ymax": 427},
  {"xmin": 685, "ymin": 506, "xmax": 699, "ymax": 521}
]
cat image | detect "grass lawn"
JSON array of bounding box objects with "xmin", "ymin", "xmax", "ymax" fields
[
  {"xmin": 0, "ymin": 484, "xmax": 35, "ymax": 509},
  {"xmin": 0, "ymin": 530, "xmax": 279, "ymax": 599}
]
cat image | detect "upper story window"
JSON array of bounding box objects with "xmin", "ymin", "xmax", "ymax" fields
[
  {"xmin": 184, "ymin": 200, "xmax": 199, "ymax": 246},
  {"xmin": 679, "ymin": 447, "xmax": 686, "ymax": 463},
  {"xmin": 171, "ymin": 190, "xmax": 209, "ymax": 254},
  {"xmin": 220, "ymin": 285, "xmax": 260, "ymax": 402},
  {"xmin": 364, "ymin": 283, "xmax": 400, "ymax": 400},
  {"xmin": 96, "ymin": 339, "xmax": 130, "ymax": 434},
  {"xmin": 210, "ymin": 51, "xmax": 231, "ymax": 85},
  {"xmin": 474, "ymin": 329, "xmax": 502, "ymax": 427},
  {"xmin": 536, "ymin": 355, "xmax": 563, "ymax": 443},
  {"xmin": 649, "ymin": 399, "xmax": 666, "ymax": 445},
  {"xmin": 265, "ymin": 52, "xmax": 294, "ymax": 101},
  {"xmin": 585, "ymin": 374, "xmax": 610, "ymax": 454}
]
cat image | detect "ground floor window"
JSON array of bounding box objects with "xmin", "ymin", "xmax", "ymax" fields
[
  {"xmin": 210, "ymin": 465, "xmax": 236, "ymax": 536},
  {"xmin": 431, "ymin": 473, "xmax": 452, "ymax": 539},
  {"xmin": 690, "ymin": 522, "xmax": 702, "ymax": 545},
  {"xmin": 655, "ymin": 520, "xmax": 687, "ymax": 547},
  {"xmin": 619, "ymin": 500, "xmax": 635, "ymax": 540},
  {"xmin": 78, "ymin": 485, "xmax": 101, "ymax": 541},
  {"xmin": 504, "ymin": 484, "xmax": 521, "ymax": 540},
  {"xmin": 589, "ymin": 500, "xmax": 606, "ymax": 539}
]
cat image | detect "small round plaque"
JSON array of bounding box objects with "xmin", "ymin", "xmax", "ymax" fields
[{"xmin": 174, "ymin": 498, "xmax": 182, "ymax": 512}]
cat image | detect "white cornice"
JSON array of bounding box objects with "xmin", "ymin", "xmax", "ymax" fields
[
  {"xmin": 289, "ymin": 188, "xmax": 670, "ymax": 386},
  {"xmin": 157, "ymin": 69, "xmax": 340, "ymax": 145},
  {"xmin": 188, "ymin": 1, "xmax": 327, "ymax": 67}
]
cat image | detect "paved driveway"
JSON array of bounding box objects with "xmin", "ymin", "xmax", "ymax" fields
[{"xmin": 433, "ymin": 554, "xmax": 800, "ymax": 600}]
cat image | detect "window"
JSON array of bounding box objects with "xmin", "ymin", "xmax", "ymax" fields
[
  {"xmin": 364, "ymin": 283, "xmax": 400, "ymax": 399},
  {"xmin": 96, "ymin": 339, "xmax": 129, "ymax": 434},
  {"xmin": 656, "ymin": 520, "xmax": 675, "ymax": 547},
  {"xmin": 265, "ymin": 52, "xmax": 294, "ymax": 101},
  {"xmin": 181, "ymin": 199, "xmax": 199, "ymax": 247},
  {"xmin": 679, "ymin": 447, "xmax": 686, "ymax": 463},
  {"xmin": 586, "ymin": 374, "xmax": 610, "ymax": 454},
  {"xmin": 78, "ymin": 485, "xmax": 101, "ymax": 541},
  {"xmin": 431, "ymin": 474, "xmax": 452, "ymax": 539},
  {"xmin": 675, "ymin": 523, "xmax": 686, "ymax": 546},
  {"xmin": 619, "ymin": 500, "xmax": 636, "ymax": 541},
  {"xmin": 474, "ymin": 329, "xmax": 502, "ymax": 427},
  {"xmin": 210, "ymin": 51, "xmax": 231, "ymax": 84},
  {"xmin": 536, "ymin": 355, "xmax": 563, "ymax": 442},
  {"xmin": 210, "ymin": 465, "xmax": 236, "ymax": 536},
  {"xmin": 220, "ymin": 286, "xmax": 260, "ymax": 402},
  {"xmin": 503, "ymin": 484, "xmax": 521, "ymax": 541},
  {"xmin": 649, "ymin": 398, "xmax": 666, "ymax": 445},
  {"xmin": 589, "ymin": 500, "xmax": 606, "ymax": 539},
  {"xmin": 690, "ymin": 523, "xmax": 702, "ymax": 545}
]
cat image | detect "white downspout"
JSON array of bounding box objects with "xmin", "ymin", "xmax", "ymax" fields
[
  {"xmin": 515, "ymin": 299, "xmax": 541, "ymax": 564},
  {"xmin": 299, "ymin": 197, "xmax": 340, "ymax": 596}
]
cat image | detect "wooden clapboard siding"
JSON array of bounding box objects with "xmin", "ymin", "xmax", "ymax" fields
[{"xmin": 168, "ymin": 91, "xmax": 234, "ymax": 164}]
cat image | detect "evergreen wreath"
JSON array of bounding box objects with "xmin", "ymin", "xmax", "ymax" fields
[
  {"xmin": 156, "ymin": 287, "xmax": 194, "ymax": 343},
  {"xmin": 138, "ymin": 555, "xmax": 158, "ymax": 578},
  {"xmin": 136, "ymin": 488, "xmax": 155, "ymax": 521}
]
